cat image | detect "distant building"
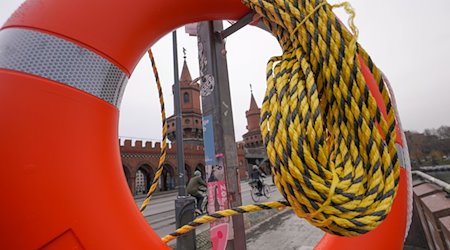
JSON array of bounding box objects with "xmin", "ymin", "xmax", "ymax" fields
[{"xmin": 120, "ymin": 59, "xmax": 249, "ymax": 195}]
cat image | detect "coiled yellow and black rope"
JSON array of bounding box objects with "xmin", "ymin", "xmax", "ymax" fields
[
  {"xmin": 141, "ymin": 0, "xmax": 401, "ymax": 244},
  {"xmin": 248, "ymin": 0, "xmax": 399, "ymax": 236}
]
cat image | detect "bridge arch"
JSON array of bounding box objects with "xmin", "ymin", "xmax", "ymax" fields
[
  {"xmin": 160, "ymin": 163, "xmax": 175, "ymax": 191},
  {"xmin": 184, "ymin": 164, "xmax": 192, "ymax": 185},
  {"xmin": 195, "ymin": 163, "xmax": 206, "ymax": 179},
  {"xmin": 134, "ymin": 163, "xmax": 154, "ymax": 195}
]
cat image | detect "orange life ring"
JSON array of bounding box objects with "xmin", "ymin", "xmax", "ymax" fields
[{"xmin": 0, "ymin": 0, "xmax": 410, "ymax": 249}]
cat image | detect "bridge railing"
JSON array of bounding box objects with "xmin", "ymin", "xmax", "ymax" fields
[{"xmin": 412, "ymin": 171, "xmax": 450, "ymax": 250}]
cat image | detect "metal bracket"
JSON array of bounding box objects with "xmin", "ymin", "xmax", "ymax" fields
[{"xmin": 219, "ymin": 11, "xmax": 258, "ymax": 40}]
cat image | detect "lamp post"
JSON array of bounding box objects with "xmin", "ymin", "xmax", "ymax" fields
[{"xmin": 172, "ymin": 30, "xmax": 197, "ymax": 250}]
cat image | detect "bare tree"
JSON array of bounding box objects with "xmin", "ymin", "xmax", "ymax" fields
[{"xmin": 437, "ymin": 126, "xmax": 450, "ymax": 139}]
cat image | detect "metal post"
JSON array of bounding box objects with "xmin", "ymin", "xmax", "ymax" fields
[
  {"xmin": 173, "ymin": 30, "xmax": 197, "ymax": 250},
  {"xmin": 173, "ymin": 30, "xmax": 187, "ymax": 197},
  {"xmin": 197, "ymin": 21, "xmax": 247, "ymax": 250}
]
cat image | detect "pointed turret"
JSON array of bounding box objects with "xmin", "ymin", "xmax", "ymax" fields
[
  {"xmin": 243, "ymin": 85, "xmax": 263, "ymax": 148},
  {"xmin": 245, "ymin": 85, "xmax": 261, "ymax": 132},
  {"xmin": 180, "ymin": 59, "xmax": 192, "ymax": 86},
  {"xmin": 167, "ymin": 53, "xmax": 203, "ymax": 145},
  {"xmin": 249, "ymin": 92, "xmax": 259, "ymax": 111}
]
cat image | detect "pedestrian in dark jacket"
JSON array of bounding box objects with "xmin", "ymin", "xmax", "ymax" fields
[{"xmin": 187, "ymin": 170, "xmax": 207, "ymax": 213}]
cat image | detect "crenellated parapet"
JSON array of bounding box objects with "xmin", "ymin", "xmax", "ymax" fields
[
  {"xmin": 119, "ymin": 138, "xmax": 206, "ymax": 155},
  {"xmin": 120, "ymin": 139, "xmax": 169, "ymax": 152},
  {"xmin": 119, "ymin": 138, "xmax": 248, "ymax": 158}
]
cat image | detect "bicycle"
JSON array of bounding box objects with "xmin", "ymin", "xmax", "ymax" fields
[
  {"xmin": 194, "ymin": 189, "xmax": 208, "ymax": 217},
  {"xmin": 249, "ymin": 178, "xmax": 271, "ymax": 202}
]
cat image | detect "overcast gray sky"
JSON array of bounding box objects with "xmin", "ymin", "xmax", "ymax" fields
[{"xmin": 2, "ymin": 1, "xmax": 450, "ymax": 142}]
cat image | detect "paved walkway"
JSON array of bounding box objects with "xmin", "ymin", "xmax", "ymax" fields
[
  {"xmin": 173, "ymin": 208, "xmax": 324, "ymax": 250},
  {"xmin": 246, "ymin": 209, "xmax": 324, "ymax": 250},
  {"xmin": 161, "ymin": 179, "xmax": 325, "ymax": 250}
]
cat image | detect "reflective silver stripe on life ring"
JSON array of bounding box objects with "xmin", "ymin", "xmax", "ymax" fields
[{"xmin": 0, "ymin": 28, "xmax": 128, "ymax": 107}]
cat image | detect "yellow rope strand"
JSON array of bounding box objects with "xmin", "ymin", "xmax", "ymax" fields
[
  {"xmin": 139, "ymin": 49, "xmax": 168, "ymax": 213},
  {"xmin": 161, "ymin": 201, "xmax": 290, "ymax": 244}
]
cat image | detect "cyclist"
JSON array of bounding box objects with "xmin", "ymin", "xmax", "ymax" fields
[
  {"xmin": 187, "ymin": 170, "xmax": 207, "ymax": 214},
  {"xmin": 250, "ymin": 165, "xmax": 266, "ymax": 195}
]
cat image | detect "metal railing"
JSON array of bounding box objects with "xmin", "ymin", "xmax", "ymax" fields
[{"xmin": 412, "ymin": 170, "xmax": 450, "ymax": 194}]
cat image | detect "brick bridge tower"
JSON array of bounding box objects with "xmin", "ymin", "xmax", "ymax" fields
[
  {"xmin": 166, "ymin": 53, "xmax": 205, "ymax": 181},
  {"xmin": 120, "ymin": 57, "xmax": 249, "ymax": 195},
  {"xmin": 166, "ymin": 54, "xmax": 203, "ymax": 145}
]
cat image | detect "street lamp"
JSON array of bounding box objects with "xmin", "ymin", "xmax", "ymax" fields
[{"xmin": 172, "ymin": 30, "xmax": 197, "ymax": 250}]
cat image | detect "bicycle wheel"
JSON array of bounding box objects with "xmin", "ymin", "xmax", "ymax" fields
[
  {"xmin": 201, "ymin": 199, "xmax": 208, "ymax": 214},
  {"xmin": 251, "ymin": 186, "xmax": 261, "ymax": 202},
  {"xmin": 263, "ymin": 184, "xmax": 271, "ymax": 198}
]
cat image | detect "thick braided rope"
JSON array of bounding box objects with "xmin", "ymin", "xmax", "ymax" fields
[
  {"xmin": 243, "ymin": 0, "xmax": 400, "ymax": 236},
  {"xmin": 139, "ymin": 49, "xmax": 168, "ymax": 212},
  {"xmin": 161, "ymin": 201, "xmax": 289, "ymax": 243}
]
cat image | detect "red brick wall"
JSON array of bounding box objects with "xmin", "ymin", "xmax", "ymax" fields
[{"xmin": 120, "ymin": 139, "xmax": 248, "ymax": 194}]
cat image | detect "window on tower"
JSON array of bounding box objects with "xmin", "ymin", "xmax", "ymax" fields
[{"xmin": 183, "ymin": 92, "xmax": 190, "ymax": 103}]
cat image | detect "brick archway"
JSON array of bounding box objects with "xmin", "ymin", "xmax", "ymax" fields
[
  {"xmin": 184, "ymin": 164, "xmax": 192, "ymax": 185},
  {"xmin": 135, "ymin": 164, "xmax": 154, "ymax": 195},
  {"xmin": 195, "ymin": 163, "xmax": 206, "ymax": 180},
  {"xmin": 161, "ymin": 164, "xmax": 175, "ymax": 191}
]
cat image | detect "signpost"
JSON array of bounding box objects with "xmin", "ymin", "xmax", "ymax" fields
[{"xmin": 197, "ymin": 21, "xmax": 247, "ymax": 250}]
